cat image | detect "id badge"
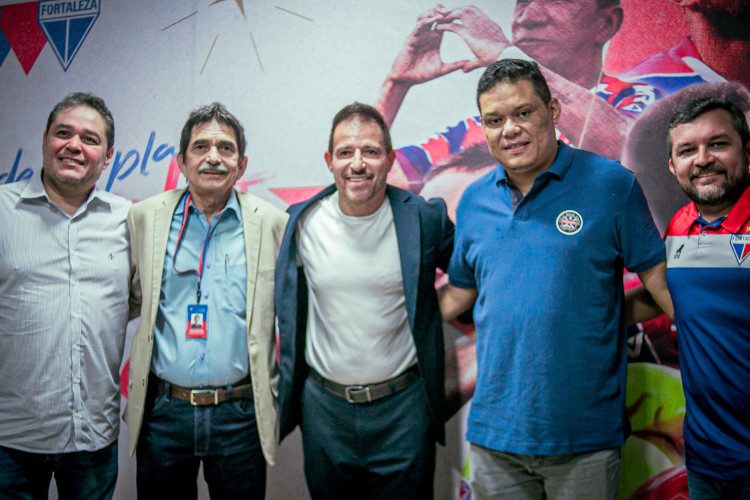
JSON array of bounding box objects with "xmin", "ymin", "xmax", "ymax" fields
[{"xmin": 187, "ymin": 304, "xmax": 207, "ymax": 338}]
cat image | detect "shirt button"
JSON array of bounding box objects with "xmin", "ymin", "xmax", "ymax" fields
[
  {"xmin": 203, "ymin": 292, "xmax": 209, "ymax": 299},
  {"xmin": 200, "ymin": 353, "xmax": 205, "ymax": 360},
  {"xmin": 206, "ymin": 262, "xmax": 211, "ymax": 269}
]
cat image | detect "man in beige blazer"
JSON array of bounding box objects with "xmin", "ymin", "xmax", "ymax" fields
[{"xmin": 125, "ymin": 103, "xmax": 287, "ymax": 499}]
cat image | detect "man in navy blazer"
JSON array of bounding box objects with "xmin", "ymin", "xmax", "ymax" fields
[{"xmin": 275, "ymin": 103, "xmax": 454, "ymax": 499}]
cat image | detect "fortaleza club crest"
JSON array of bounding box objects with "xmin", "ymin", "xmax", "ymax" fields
[
  {"xmin": 730, "ymin": 234, "xmax": 750, "ymax": 265},
  {"xmin": 38, "ymin": 0, "xmax": 100, "ymax": 71},
  {"xmin": 555, "ymin": 210, "xmax": 583, "ymax": 235}
]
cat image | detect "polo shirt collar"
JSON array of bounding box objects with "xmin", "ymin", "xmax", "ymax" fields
[
  {"xmin": 687, "ymin": 183, "xmax": 750, "ymax": 234},
  {"xmin": 493, "ymin": 141, "xmax": 571, "ymax": 185}
]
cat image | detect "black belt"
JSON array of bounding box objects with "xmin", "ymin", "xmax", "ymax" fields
[
  {"xmin": 308, "ymin": 365, "xmax": 419, "ymax": 404},
  {"xmin": 152, "ymin": 375, "xmax": 252, "ymax": 406}
]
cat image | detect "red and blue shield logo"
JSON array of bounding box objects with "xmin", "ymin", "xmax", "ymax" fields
[{"xmin": 730, "ymin": 234, "xmax": 750, "ymax": 265}]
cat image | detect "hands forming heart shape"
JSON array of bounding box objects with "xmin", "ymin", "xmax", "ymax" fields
[{"xmin": 387, "ymin": 4, "xmax": 511, "ymax": 86}]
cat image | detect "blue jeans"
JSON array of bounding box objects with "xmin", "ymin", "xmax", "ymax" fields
[
  {"xmin": 0, "ymin": 441, "xmax": 117, "ymax": 500},
  {"xmin": 136, "ymin": 385, "xmax": 266, "ymax": 500},
  {"xmin": 469, "ymin": 444, "xmax": 621, "ymax": 500},
  {"xmin": 300, "ymin": 376, "xmax": 436, "ymax": 500},
  {"xmin": 688, "ymin": 468, "xmax": 750, "ymax": 500}
]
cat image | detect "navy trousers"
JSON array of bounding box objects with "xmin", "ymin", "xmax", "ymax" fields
[
  {"xmin": 300, "ymin": 375, "xmax": 436, "ymax": 500},
  {"xmin": 688, "ymin": 468, "xmax": 750, "ymax": 500}
]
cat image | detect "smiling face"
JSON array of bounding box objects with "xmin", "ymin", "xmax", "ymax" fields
[
  {"xmin": 479, "ymin": 79, "xmax": 560, "ymax": 188},
  {"xmin": 669, "ymin": 108, "xmax": 750, "ymax": 216},
  {"xmin": 41, "ymin": 104, "xmax": 113, "ymax": 195},
  {"xmin": 325, "ymin": 116, "xmax": 395, "ymax": 216},
  {"xmin": 178, "ymin": 119, "xmax": 247, "ymax": 202},
  {"xmin": 511, "ymin": 0, "xmax": 616, "ymax": 75}
]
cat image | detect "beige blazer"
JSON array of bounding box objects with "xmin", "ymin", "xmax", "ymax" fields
[{"xmin": 124, "ymin": 188, "xmax": 288, "ymax": 465}]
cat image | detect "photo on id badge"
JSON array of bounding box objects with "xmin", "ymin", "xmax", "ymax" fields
[{"xmin": 187, "ymin": 304, "xmax": 207, "ymax": 338}]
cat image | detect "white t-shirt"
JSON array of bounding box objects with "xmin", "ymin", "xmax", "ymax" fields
[{"xmin": 296, "ymin": 192, "xmax": 417, "ymax": 385}]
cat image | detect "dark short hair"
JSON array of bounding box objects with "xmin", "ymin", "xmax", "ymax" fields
[
  {"xmin": 476, "ymin": 59, "xmax": 551, "ymax": 112},
  {"xmin": 328, "ymin": 102, "xmax": 392, "ymax": 154},
  {"xmin": 667, "ymin": 97, "xmax": 750, "ymax": 154},
  {"xmin": 45, "ymin": 92, "xmax": 115, "ymax": 150},
  {"xmin": 180, "ymin": 102, "xmax": 246, "ymax": 159}
]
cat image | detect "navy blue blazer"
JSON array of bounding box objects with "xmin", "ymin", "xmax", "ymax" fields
[{"xmin": 275, "ymin": 184, "xmax": 454, "ymax": 445}]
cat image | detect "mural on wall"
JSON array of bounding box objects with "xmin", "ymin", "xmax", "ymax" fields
[{"xmin": 0, "ymin": 0, "xmax": 747, "ymax": 498}]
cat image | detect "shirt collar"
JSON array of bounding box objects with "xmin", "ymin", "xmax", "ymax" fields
[
  {"xmin": 493, "ymin": 141, "xmax": 571, "ymax": 186},
  {"xmin": 719, "ymin": 183, "xmax": 750, "ymax": 233},
  {"xmin": 687, "ymin": 184, "xmax": 750, "ymax": 233},
  {"xmin": 20, "ymin": 169, "xmax": 109, "ymax": 212},
  {"xmin": 19, "ymin": 170, "xmax": 48, "ymax": 200},
  {"xmin": 176, "ymin": 189, "xmax": 240, "ymax": 221}
]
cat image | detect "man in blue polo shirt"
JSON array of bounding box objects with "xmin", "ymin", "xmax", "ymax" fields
[{"xmin": 440, "ymin": 59, "xmax": 674, "ymax": 499}]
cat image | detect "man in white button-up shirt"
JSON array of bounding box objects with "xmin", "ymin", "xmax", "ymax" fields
[{"xmin": 0, "ymin": 93, "xmax": 132, "ymax": 500}]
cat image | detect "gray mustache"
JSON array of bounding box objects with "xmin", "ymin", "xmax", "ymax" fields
[{"xmin": 197, "ymin": 163, "xmax": 230, "ymax": 174}]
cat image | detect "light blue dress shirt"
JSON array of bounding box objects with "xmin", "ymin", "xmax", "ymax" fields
[
  {"xmin": 152, "ymin": 191, "xmax": 248, "ymax": 388},
  {"xmin": 0, "ymin": 172, "xmax": 131, "ymax": 453}
]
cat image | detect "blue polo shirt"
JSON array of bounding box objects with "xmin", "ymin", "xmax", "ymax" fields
[{"xmin": 449, "ymin": 142, "xmax": 664, "ymax": 454}]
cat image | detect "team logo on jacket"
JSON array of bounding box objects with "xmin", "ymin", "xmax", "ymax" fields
[
  {"xmin": 730, "ymin": 234, "xmax": 750, "ymax": 265},
  {"xmin": 556, "ymin": 210, "xmax": 583, "ymax": 235}
]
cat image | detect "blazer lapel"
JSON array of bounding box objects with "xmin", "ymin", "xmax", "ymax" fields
[
  {"xmin": 388, "ymin": 187, "xmax": 419, "ymax": 331},
  {"xmin": 239, "ymin": 192, "xmax": 261, "ymax": 336},
  {"xmin": 150, "ymin": 190, "xmax": 183, "ymax": 327}
]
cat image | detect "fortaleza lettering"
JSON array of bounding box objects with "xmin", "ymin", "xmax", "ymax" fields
[
  {"xmin": 39, "ymin": 0, "xmax": 98, "ymax": 18},
  {"xmin": 0, "ymin": 132, "xmax": 176, "ymax": 191}
]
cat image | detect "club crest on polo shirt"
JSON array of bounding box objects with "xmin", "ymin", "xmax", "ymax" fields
[
  {"xmin": 556, "ymin": 210, "xmax": 583, "ymax": 235},
  {"xmin": 730, "ymin": 234, "xmax": 750, "ymax": 265}
]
